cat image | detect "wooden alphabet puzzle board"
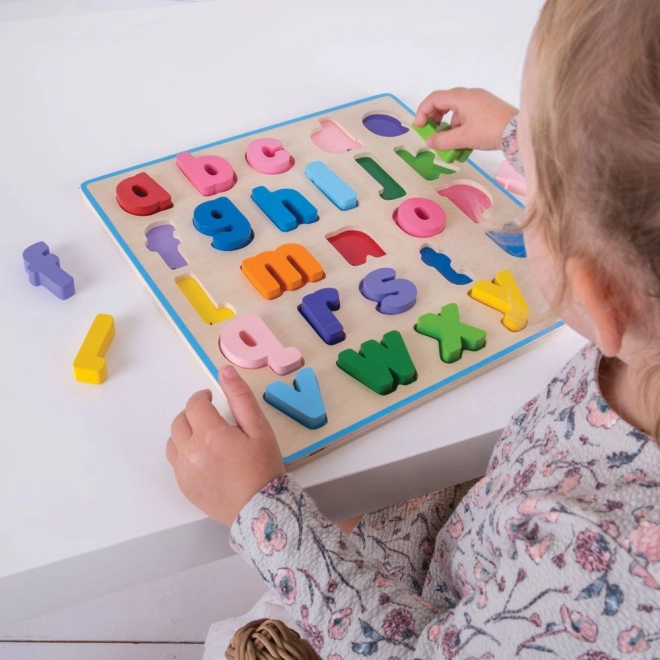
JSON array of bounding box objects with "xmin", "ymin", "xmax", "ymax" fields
[{"xmin": 81, "ymin": 94, "xmax": 561, "ymax": 467}]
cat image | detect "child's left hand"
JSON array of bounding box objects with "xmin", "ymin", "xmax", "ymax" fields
[{"xmin": 166, "ymin": 365, "xmax": 286, "ymax": 527}]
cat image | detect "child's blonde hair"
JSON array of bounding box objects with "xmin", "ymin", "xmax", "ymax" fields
[{"xmin": 526, "ymin": 0, "xmax": 660, "ymax": 437}]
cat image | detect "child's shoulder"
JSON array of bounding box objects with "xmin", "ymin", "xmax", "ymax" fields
[
  {"xmin": 488, "ymin": 342, "xmax": 658, "ymax": 496},
  {"xmin": 494, "ymin": 343, "xmax": 600, "ymax": 445},
  {"xmin": 544, "ymin": 342, "xmax": 600, "ymax": 404},
  {"xmin": 484, "ymin": 341, "xmax": 660, "ymax": 543}
]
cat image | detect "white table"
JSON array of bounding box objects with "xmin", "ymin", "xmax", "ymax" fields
[{"xmin": 0, "ymin": 0, "xmax": 585, "ymax": 626}]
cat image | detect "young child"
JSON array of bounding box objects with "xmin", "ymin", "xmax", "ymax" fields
[{"xmin": 166, "ymin": 0, "xmax": 660, "ymax": 656}]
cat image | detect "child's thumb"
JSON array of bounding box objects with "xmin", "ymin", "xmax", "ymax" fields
[
  {"xmin": 219, "ymin": 365, "xmax": 269, "ymax": 438},
  {"xmin": 427, "ymin": 126, "xmax": 470, "ymax": 152}
]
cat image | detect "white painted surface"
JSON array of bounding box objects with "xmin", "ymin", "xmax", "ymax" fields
[
  {"xmin": 0, "ymin": 643, "xmax": 202, "ymax": 660},
  {"xmin": 0, "ymin": 555, "xmax": 265, "ymax": 643},
  {"xmin": 0, "ymin": 0, "xmax": 577, "ymax": 628}
]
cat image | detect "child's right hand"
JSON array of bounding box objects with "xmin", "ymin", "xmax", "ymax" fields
[
  {"xmin": 166, "ymin": 365, "xmax": 286, "ymax": 527},
  {"xmin": 414, "ymin": 88, "xmax": 518, "ymax": 152}
]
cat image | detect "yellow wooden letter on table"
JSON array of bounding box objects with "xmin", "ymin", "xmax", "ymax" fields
[
  {"xmin": 73, "ymin": 314, "xmax": 115, "ymax": 384},
  {"xmin": 176, "ymin": 276, "xmax": 235, "ymax": 325},
  {"xmin": 469, "ymin": 270, "xmax": 529, "ymax": 331}
]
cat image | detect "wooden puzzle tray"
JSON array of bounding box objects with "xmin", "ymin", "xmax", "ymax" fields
[{"xmin": 81, "ymin": 94, "xmax": 561, "ymax": 467}]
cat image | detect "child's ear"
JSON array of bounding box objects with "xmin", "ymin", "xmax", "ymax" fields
[{"xmin": 565, "ymin": 255, "xmax": 626, "ymax": 357}]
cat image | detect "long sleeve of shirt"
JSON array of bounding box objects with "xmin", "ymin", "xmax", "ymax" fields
[
  {"xmin": 350, "ymin": 481, "xmax": 478, "ymax": 596},
  {"xmin": 501, "ymin": 115, "xmax": 524, "ymax": 175},
  {"xmin": 230, "ymin": 345, "xmax": 660, "ymax": 658}
]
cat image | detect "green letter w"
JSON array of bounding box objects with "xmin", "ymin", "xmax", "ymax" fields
[{"xmin": 336, "ymin": 330, "xmax": 417, "ymax": 395}]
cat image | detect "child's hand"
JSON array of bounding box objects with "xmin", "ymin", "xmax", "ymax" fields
[
  {"xmin": 414, "ymin": 88, "xmax": 518, "ymax": 152},
  {"xmin": 166, "ymin": 365, "xmax": 286, "ymax": 527}
]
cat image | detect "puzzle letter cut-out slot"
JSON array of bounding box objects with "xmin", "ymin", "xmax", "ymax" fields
[{"xmin": 82, "ymin": 94, "xmax": 560, "ymax": 466}]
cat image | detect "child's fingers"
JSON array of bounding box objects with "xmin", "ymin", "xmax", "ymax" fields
[
  {"xmin": 414, "ymin": 89, "xmax": 463, "ymax": 126},
  {"xmin": 427, "ymin": 125, "xmax": 471, "ymax": 151},
  {"xmin": 428, "ymin": 109, "xmax": 445, "ymax": 126},
  {"xmin": 171, "ymin": 410, "xmax": 192, "ymax": 445},
  {"xmin": 219, "ymin": 365, "xmax": 273, "ymax": 440},
  {"xmin": 415, "ymin": 108, "xmax": 446, "ymax": 127},
  {"xmin": 165, "ymin": 437, "xmax": 177, "ymax": 465},
  {"xmin": 185, "ymin": 389, "xmax": 228, "ymax": 434}
]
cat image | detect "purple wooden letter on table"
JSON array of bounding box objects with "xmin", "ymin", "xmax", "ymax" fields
[
  {"xmin": 298, "ymin": 287, "xmax": 345, "ymax": 345},
  {"xmin": 23, "ymin": 241, "xmax": 75, "ymax": 300},
  {"xmin": 360, "ymin": 267, "xmax": 417, "ymax": 315}
]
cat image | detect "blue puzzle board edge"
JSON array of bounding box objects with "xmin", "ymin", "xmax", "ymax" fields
[{"xmin": 81, "ymin": 93, "xmax": 563, "ymax": 465}]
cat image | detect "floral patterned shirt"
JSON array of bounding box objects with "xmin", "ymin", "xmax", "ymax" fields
[
  {"xmin": 502, "ymin": 115, "xmax": 523, "ymax": 175},
  {"xmin": 230, "ymin": 344, "xmax": 660, "ymax": 659}
]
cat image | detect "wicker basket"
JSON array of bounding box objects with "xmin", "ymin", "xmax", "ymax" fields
[{"xmin": 225, "ymin": 618, "xmax": 319, "ymax": 660}]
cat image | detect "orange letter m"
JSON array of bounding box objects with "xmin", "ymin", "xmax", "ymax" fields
[{"xmin": 241, "ymin": 243, "xmax": 325, "ymax": 300}]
